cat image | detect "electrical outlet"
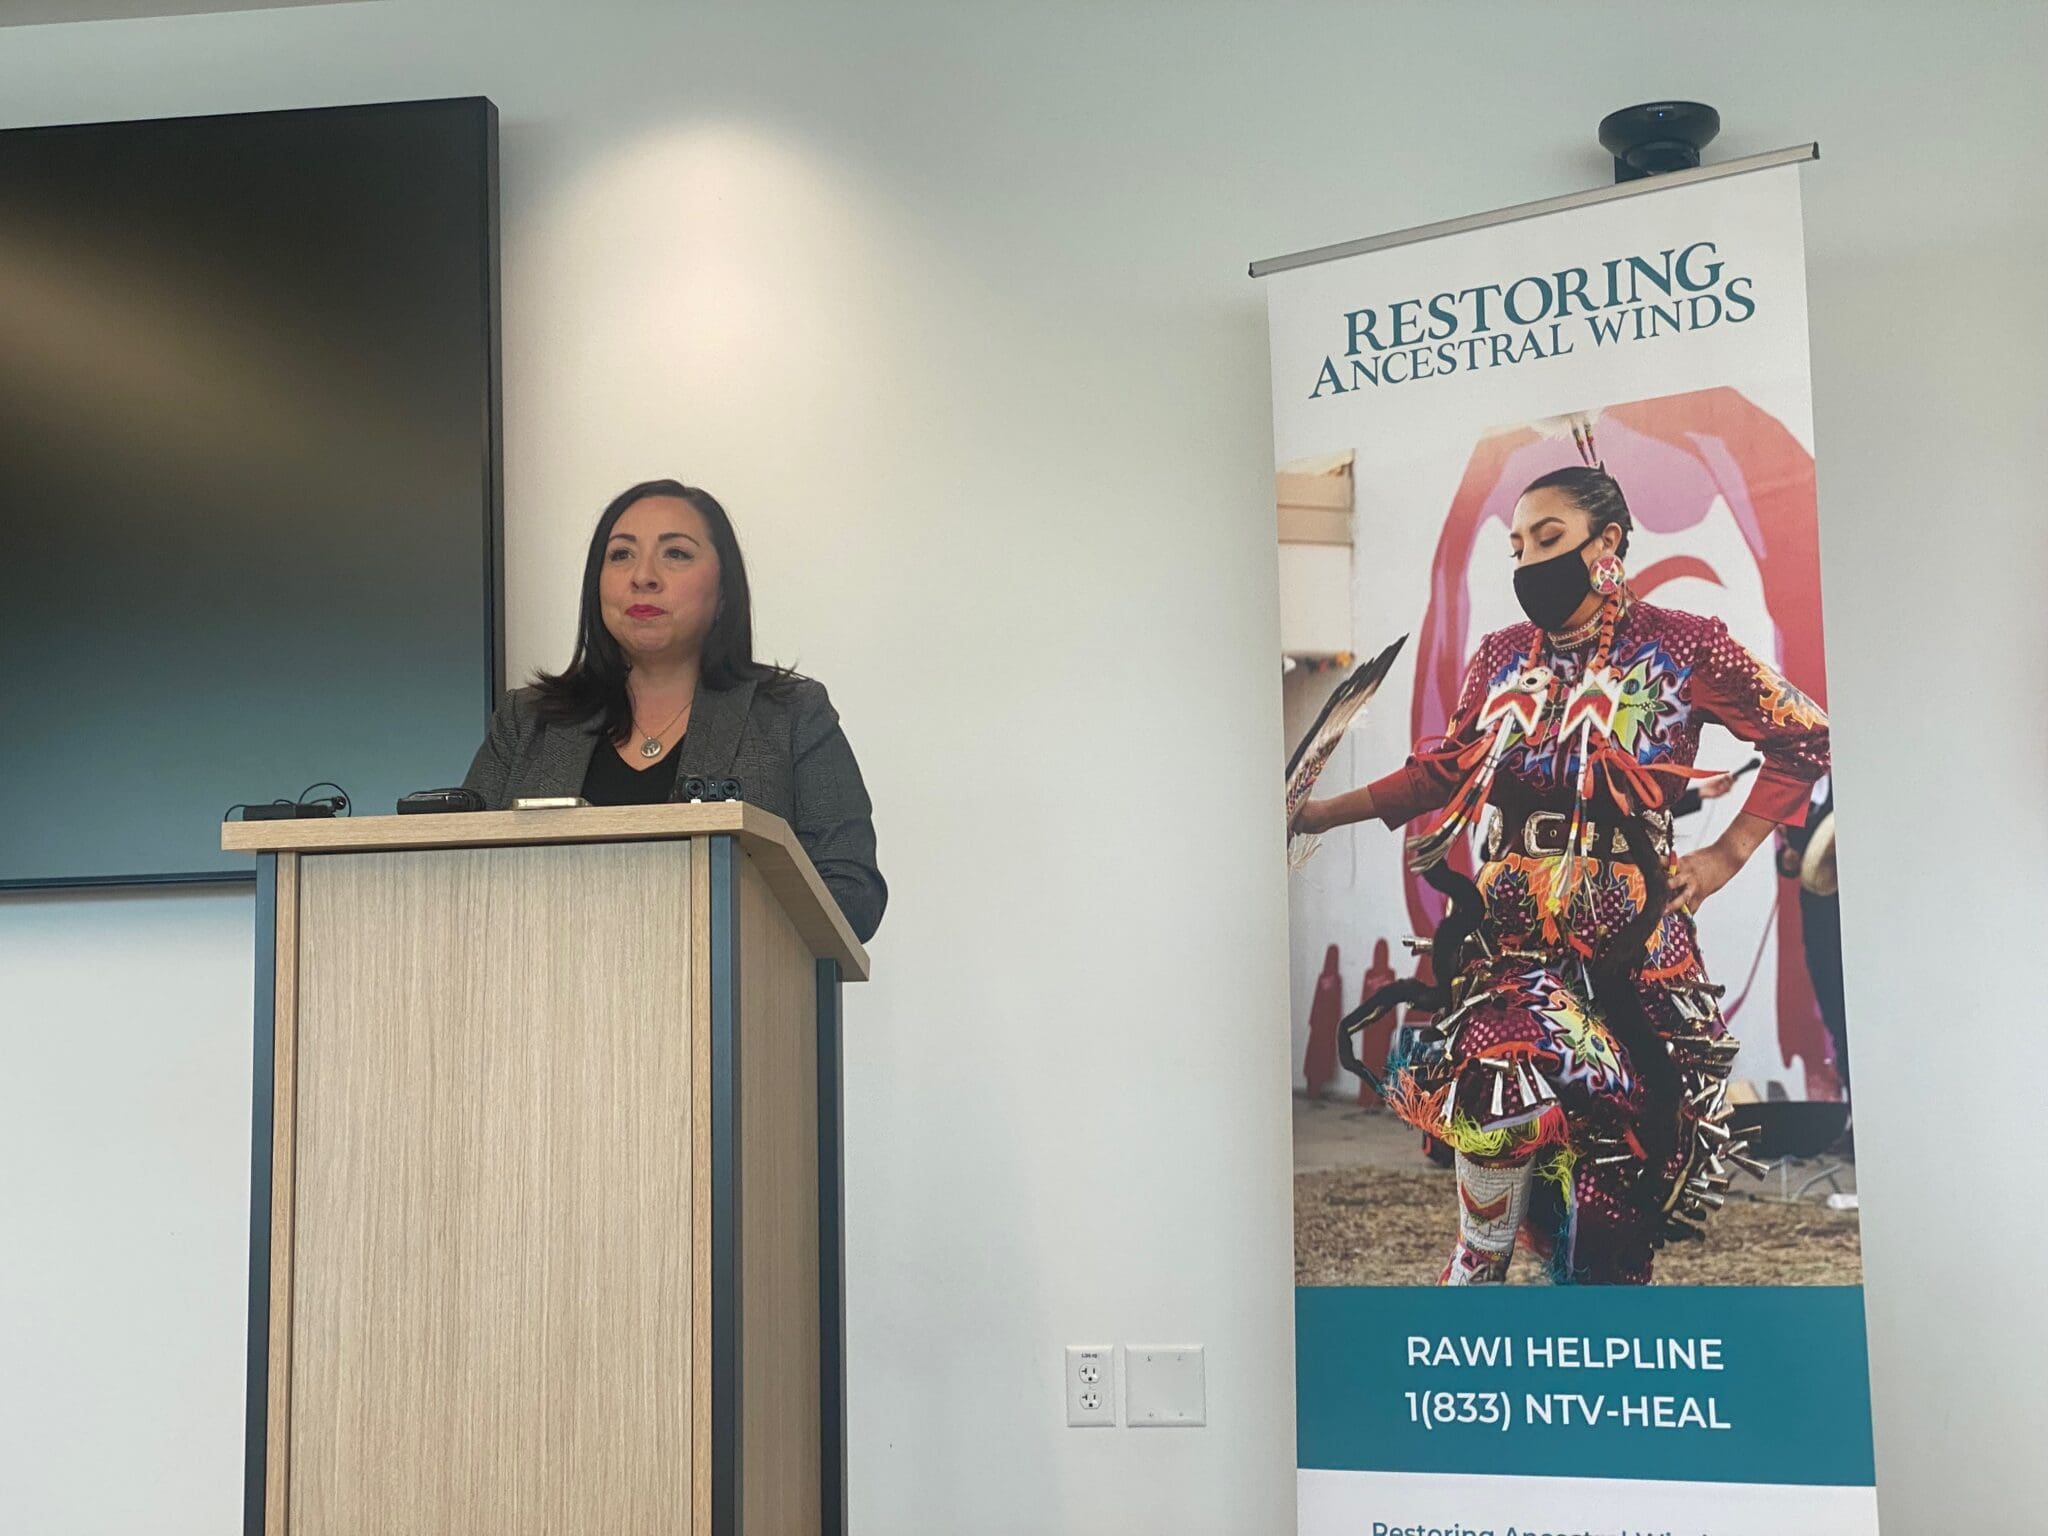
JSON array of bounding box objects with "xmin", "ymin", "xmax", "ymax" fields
[{"xmin": 1065, "ymin": 1345, "xmax": 1115, "ymax": 1427}]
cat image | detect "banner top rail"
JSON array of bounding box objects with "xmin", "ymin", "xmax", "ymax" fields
[{"xmin": 1248, "ymin": 142, "xmax": 1818, "ymax": 280}]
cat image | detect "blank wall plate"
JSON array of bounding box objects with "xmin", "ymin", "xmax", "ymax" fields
[
  {"xmin": 1125, "ymin": 1344, "xmax": 1205, "ymax": 1426},
  {"xmin": 1065, "ymin": 1345, "xmax": 1115, "ymax": 1427}
]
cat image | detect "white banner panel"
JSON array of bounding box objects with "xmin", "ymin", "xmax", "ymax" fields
[
  {"xmin": 1300, "ymin": 1469, "xmax": 1880, "ymax": 1536},
  {"xmin": 1263, "ymin": 161, "xmax": 1874, "ymax": 1530}
]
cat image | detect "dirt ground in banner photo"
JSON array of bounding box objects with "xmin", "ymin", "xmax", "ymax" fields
[{"xmin": 1294, "ymin": 1098, "xmax": 1863, "ymax": 1287}]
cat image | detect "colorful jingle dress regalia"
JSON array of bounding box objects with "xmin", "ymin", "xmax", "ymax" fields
[{"xmin": 1365, "ymin": 595, "xmax": 1829, "ymax": 1285}]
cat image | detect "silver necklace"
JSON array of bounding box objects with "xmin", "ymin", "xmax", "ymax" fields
[{"xmin": 631, "ymin": 701, "xmax": 688, "ymax": 759}]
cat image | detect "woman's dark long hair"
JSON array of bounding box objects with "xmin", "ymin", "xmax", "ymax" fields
[{"xmin": 529, "ymin": 479, "xmax": 797, "ymax": 741}]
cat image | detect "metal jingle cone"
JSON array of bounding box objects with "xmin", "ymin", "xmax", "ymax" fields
[
  {"xmin": 1513, "ymin": 1060, "xmax": 1538, "ymax": 1106},
  {"xmin": 1433, "ymin": 996, "xmax": 1481, "ymax": 1036},
  {"xmin": 1727, "ymin": 1150, "xmax": 1770, "ymax": 1179}
]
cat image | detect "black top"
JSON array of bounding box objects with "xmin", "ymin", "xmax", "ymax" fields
[
  {"xmin": 580, "ymin": 736, "xmax": 683, "ymax": 806},
  {"xmin": 462, "ymin": 675, "xmax": 887, "ymax": 942}
]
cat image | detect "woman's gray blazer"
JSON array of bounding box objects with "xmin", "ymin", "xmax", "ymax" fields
[{"xmin": 461, "ymin": 673, "xmax": 885, "ymax": 942}]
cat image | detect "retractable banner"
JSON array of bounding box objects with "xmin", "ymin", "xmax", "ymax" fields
[{"xmin": 1260, "ymin": 159, "xmax": 1878, "ymax": 1534}]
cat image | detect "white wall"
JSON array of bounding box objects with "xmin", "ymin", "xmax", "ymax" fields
[{"xmin": 1, "ymin": 3, "xmax": 2042, "ymax": 1532}]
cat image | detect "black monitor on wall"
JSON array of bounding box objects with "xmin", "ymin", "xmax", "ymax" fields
[{"xmin": 0, "ymin": 97, "xmax": 503, "ymax": 887}]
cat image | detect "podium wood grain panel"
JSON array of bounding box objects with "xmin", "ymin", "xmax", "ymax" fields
[
  {"xmin": 689, "ymin": 840, "xmax": 715, "ymax": 1536},
  {"xmin": 737, "ymin": 852, "xmax": 823, "ymax": 1535},
  {"xmin": 289, "ymin": 843, "xmax": 699, "ymax": 1536},
  {"xmin": 266, "ymin": 853, "xmax": 300, "ymax": 1536}
]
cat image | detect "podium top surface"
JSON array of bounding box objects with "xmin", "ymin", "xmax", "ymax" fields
[{"xmin": 222, "ymin": 801, "xmax": 869, "ymax": 978}]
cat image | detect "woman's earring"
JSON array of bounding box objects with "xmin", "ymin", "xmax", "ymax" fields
[{"xmin": 1589, "ymin": 551, "xmax": 1626, "ymax": 597}]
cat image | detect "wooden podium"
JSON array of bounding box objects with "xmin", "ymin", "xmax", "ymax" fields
[{"xmin": 224, "ymin": 805, "xmax": 868, "ymax": 1536}]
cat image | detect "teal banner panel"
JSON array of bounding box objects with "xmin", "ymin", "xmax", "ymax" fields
[{"xmin": 1297, "ymin": 1286, "xmax": 1874, "ymax": 1488}]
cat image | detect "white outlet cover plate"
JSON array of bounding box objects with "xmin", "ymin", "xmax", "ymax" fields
[
  {"xmin": 1065, "ymin": 1345, "xmax": 1115, "ymax": 1427},
  {"xmin": 1126, "ymin": 1344, "xmax": 1205, "ymax": 1427}
]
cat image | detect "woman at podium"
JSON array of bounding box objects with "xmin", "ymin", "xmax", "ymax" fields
[{"xmin": 462, "ymin": 478, "xmax": 886, "ymax": 942}]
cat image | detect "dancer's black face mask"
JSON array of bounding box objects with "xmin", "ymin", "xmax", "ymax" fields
[{"xmin": 1513, "ymin": 535, "xmax": 1596, "ymax": 631}]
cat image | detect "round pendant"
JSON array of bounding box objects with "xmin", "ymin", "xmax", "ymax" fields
[{"xmin": 639, "ymin": 737, "xmax": 664, "ymax": 759}]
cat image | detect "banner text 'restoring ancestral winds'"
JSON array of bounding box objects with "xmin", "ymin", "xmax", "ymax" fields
[{"xmin": 1308, "ymin": 241, "xmax": 1755, "ymax": 397}]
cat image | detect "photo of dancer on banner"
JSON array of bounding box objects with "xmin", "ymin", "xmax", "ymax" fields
[{"xmin": 1288, "ymin": 393, "xmax": 1843, "ymax": 1288}]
